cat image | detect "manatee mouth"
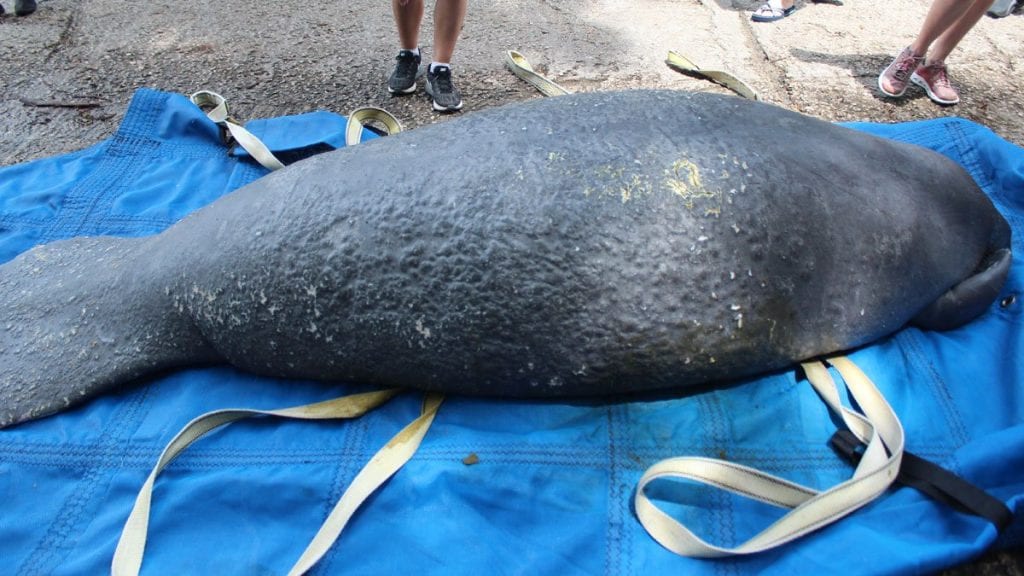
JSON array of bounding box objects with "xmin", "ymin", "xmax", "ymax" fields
[{"xmin": 911, "ymin": 247, "xmax": 1013, "ymax": 331}]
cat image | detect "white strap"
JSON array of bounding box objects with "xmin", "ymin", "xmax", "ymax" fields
[
  {"xmin": 287, "ymin": 392, "xmax": 442, "ymax": 574},
  {"xmin": 190, "ymin": 90, "xmax": 286, "ymax": 171},
  {"xmin": 635, "ymin": 356, "xmax": 904, "ymax": 557},
  {"xmin": 111, "ymin": 389, "xmax": 442, "ymax": 576}
]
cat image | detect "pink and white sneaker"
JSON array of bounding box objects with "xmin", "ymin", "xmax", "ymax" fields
[{"xmin": 911, "ymin": 62, "xmax": 960, "ymax": 106}]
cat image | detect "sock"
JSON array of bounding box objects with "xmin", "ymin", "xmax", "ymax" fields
[
  {"xmin": 401, "ymin": 48, "xmax": 421, "ymax": 57},
  {"xmin": 430, "ymin": 62, "xmax": 451, "ymax": 73}
]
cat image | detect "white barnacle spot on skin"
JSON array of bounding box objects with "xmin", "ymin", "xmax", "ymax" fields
[
  {"xmin": 735, "ymin": 313, "xmax": 744, "ymax": 329},
  {"xmin": 415, "ymin": 319, "xmax": 431, "ymax": 339},
  {"xmin": 547, "ymin": 376, "xmax": 564, "ymax": 387}
]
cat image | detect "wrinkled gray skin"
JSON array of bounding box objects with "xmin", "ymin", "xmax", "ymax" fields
[{"xmin": 0, "ymin": 90, "xmax": 1012, "ymax": 427}]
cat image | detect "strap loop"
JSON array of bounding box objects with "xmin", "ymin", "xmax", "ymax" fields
[
  {"xmin": 345, "ymin": 106, "xmax": 404, "ymax": 147},
  {"xmin": 634, "ymin": 356, "xmax": 904, "ymax": 557},
  {"xmin": 190, "ymin": 90, "xmax": 286, "ymax": 171},
  {"xmin": 111, "ymin": 389, "xmax": 442, "ymax": 576}
]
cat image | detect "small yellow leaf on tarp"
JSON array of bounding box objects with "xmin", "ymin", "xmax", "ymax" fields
[{"xmin": 462, "ymin": 453, "xmax": 480, "ymax": 466}]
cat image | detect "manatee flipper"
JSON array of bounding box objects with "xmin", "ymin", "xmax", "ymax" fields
[
  {"xmin": 0, "ymin": 237, "xmax": 218, "ymax": 428},
  {"xmin": 911, "ymin": 248, "xmax": 1013, "ymax": 331}
]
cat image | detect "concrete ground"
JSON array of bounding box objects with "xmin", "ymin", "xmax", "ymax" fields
[
  {"xmin": 3, "ymin": 0, "xmax": 1024, "ymax": 165},
  {"xmin": 1, "ymin": 0, "xmax": 1023, "ymax": 572}
]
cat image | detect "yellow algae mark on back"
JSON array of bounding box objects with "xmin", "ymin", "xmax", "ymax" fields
[
  {"xmin": 596, "ymin": 164, "xmax": 626, "ymax": 181},
  {"xmin": 664, "ymin": 158, "xmax": 722, "ymax": 214},
  {"xmin": 619, "ymin": 174, "xmax": 651, "ymax": 204}
]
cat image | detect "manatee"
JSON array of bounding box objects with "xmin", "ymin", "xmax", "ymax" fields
[{"xmin": 0, "ymin": 89, "xmax": 1012, "ymax": 427}]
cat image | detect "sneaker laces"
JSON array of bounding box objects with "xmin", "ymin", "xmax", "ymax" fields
[
  {"xmin": 892, "ymin": 52, "xmax": 920, "ymax": 82},
  {"xmin": 926, "ymin": 64, "xmax": 952, "ymax": 88},
  {"xmin": 432, "ymin": 67, "xmax": 454, "ymax": 93},
  {"xmin": 395, "ymin": 52, "xmax": 418, "ymax": 77}
]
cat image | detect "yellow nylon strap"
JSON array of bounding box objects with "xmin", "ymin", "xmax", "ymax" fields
[
  {"xmin": 111, "ymin": 389, "xmax": 443, "ymax": 576},
  {"xmin": 665, "ymin": 51, "xmax": 760, "ymax": 101},
  {"xmin": 189, "ymin": 90, "xmax": 286, "ymax": 171},
  {"xmin": 288, "ymin": 392, "xmax": 443, "ymax": 575},
  {"xmin": 345, "ymin": 106, "xmax": 404, "ymax": 147},
  {"xmin": 504, "ymin": 50, "xmax": 571, "ymax": 97},
  {"xmin": 634, "ymin": 356, "xmax": 904, "ymax": 557}
]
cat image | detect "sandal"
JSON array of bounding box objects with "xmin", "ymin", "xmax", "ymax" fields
[{"xmin": 751, "ymin": 0, "xmax": 796, "ymax": 22}]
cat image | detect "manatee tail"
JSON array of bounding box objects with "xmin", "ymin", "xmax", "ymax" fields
[
  {"xmin": 912, "ymin": 216, "xmax": 1013, "ymax": 331},
  {"xmin": 0, "ymin": 236, "xmax": 218, "ymax": 428}
]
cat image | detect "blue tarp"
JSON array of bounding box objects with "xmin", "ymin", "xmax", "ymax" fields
[{"xmin": 0, "ymin": 88, "xmax": 1021, "ymax": 575}]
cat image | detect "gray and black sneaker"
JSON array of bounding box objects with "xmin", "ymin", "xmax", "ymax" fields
[
  {"xmin": 425, "ymin": 65, "xmax": 463, "ymax": 112},
  {"xmin": 14, "ymin": 0, "xmax": 36, "ymax": 16},
  {"xmin": 388, "ymin": 50, "xmax": 422, "ymax": 95}
]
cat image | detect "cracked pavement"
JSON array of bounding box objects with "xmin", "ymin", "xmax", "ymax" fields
[{"xmin": 2, "ymin": 0, "xmax": 1022, "ymax": 166}]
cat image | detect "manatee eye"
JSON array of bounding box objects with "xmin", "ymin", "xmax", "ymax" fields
[{"xmin": 1000, "ymin": 294, "xmax": 1017, "ymax": 308}]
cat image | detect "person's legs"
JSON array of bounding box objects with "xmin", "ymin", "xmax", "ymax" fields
[
  {"xmin": 906, "ymin": 0, "xmax": 975, "ymax": 56},
  {"xmin": 431, "ymin": 0, "xmax": 466, "ymax": 65},
  {"xmin": 388, "ymin": 0, "xmax": 425, "ymax": 95},
  {"xmin": 879, "ymin": 0, "xmax": 972, "ymax": 98},
  {"xmin": 925, "ymin": 0, "xmax": 990, "ymax": 63},
  {"xmin": 910, "ymin": 0, "xmax": 990, "ymax": 105},
  {"xmin": 425, "ymin": 0, "xmax": 467, "ymax": 112},
  {"xmin": 393, "ymin": 0, "xmax": 425, "ymax": 50}
]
